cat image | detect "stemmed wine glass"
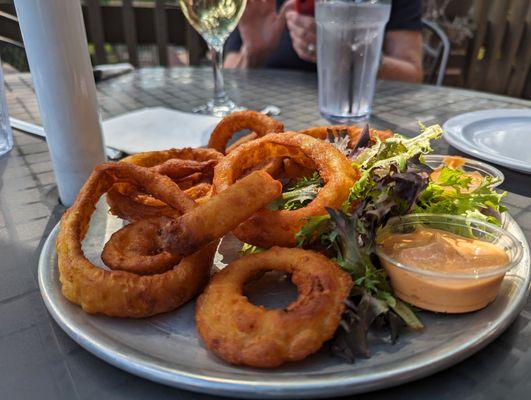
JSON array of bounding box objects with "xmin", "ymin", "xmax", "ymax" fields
[{"xmin": 178, "ymin": 0, "xmax": 247, "ymax": 117}]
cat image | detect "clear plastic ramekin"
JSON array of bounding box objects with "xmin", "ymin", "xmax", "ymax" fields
[
  {"xmin": 423, "ymin": 154, "xmax": 505, "ymax": 188},
  {"xmin": 376, "ymin": 214, "xmax": 523, "ymax": 314}
]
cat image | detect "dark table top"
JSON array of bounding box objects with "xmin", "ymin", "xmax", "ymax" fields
[{"xmin": 1, "ymin": 67, "xmax": 531, "ymax": 400}]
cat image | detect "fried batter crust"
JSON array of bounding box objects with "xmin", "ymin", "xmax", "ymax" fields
[
  {"xmin": 107, "ymin": 148, "xmax": 223, "ymax": 221},
  {"xmin": 195, "ymin": 247, "xmax": 352, "ymax": 368}
]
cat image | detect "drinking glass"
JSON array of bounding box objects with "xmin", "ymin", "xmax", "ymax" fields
[
  {"xmin": 316, "ymin": 0, "xmax": 390, "ymax": 124},
  {"xmin": 0, "ymin": 57, "xmax": 14, "ymax": 157},
  {"xmin": 178, "ymin": 0, "xmax": 247, "ymax": 117}
]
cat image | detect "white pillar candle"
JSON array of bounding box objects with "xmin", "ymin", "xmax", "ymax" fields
[{"xmin": 14, "ymin": 0, "xmax": 106, "ymax": 206}]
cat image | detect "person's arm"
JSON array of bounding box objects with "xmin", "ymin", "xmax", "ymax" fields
[
  {"xmin": 225, "ymin": 46, "xmax": 271, "ymax": 68},
  {"xmin": 379, "ymin": 30, "xmax": 423, "ymax": 83},
  {"xmin": 224, "ymin": 0, "xmax": 294, "ymax": 69}
]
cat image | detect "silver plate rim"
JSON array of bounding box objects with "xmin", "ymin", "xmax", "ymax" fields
[
  {"xmin": 38, "ymin": 215, "xmax": 531, "ymax": 399},
  {"xmin": 443, "ymin": 108, "xmax": 531, "ymax": 174}
]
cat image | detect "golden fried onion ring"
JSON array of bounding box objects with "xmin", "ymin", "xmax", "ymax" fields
[
  {"xmin": 208, "ymin": 110, "xmax": 284, "ymax": 154},
  {"xmin": 195, "ymin": 247, "xmax": 353, "ymax": 368},
  {"xmin": 107, "ymin": 148, "xmax": 223, "ymax": 221},
  {"xmin": 213, "ymin": 132, "xmax": 359, "ymax": 247},
  {"xmin": 163, "ymin": 170, "xmax": 282, "ymax": 255},
  {"xmin": 57, "ymin": 162, "xmax": 215, "ymax": 317},
  {"xmin": 101, "ymin": 216, "xmax": 181, "ymax": 275}
]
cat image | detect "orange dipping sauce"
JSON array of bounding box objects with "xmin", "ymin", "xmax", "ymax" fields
[{"xmin": 377, "ymin": 226, "xmax": 509, "ymax": 313}]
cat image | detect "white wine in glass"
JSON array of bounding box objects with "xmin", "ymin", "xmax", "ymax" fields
[{"xmin": 179, "ymin": 0, "xmax": 247, "ymax": 116}]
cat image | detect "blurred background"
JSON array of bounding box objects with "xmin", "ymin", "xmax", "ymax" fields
[{"xmin": 0, "ymin": 0, "xmax": 529, "ymax": 99}]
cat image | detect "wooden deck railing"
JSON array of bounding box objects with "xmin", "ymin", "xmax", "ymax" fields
[
  {"xmin": 0, "ymin": 0, "xmax": 529, "ymax": 98},
  {"xmin": 0, "ymin": 1, "xmax": 206, "ymax": 67},
  {"xmin": 466, "ymin": 0, "xmax": 530, "ymax": 98}
]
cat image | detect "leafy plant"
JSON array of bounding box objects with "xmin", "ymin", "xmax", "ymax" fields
[
  {"xmin": 414, "ymin": 166, "xmax": 506, "ymax": 225},
  {"xmin": 239, "ymin": 243, "xmax": 263, "ymax": 256},
  {"xmin": 268, "ymin": 172, "xmax": 323, "ymax": 211}
]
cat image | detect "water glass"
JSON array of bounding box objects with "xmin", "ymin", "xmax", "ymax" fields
[
  {"xmin": 316, "ymin": 0, "xmax": 390, "ymax": 123},
  {"xmin": 0, "ymin": 58, "xmax": 14, "ymax": 157}
]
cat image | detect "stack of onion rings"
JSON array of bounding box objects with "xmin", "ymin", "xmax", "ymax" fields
[
  {"xmin": 57, "ymin": 162, "xmax": 215, "ymax": 317},
  {"xmin": 213, "ymin": 132, "xmax": 359, "ymax": 247},
  {"xmin": 196, "ymin": 247, "xmax": 352, "ymax": 368},
  {"xmin": 58, "ymin": 163, "xmax": 281, "ymax": 317},
  {"xmin": 107, "ymin": 148, "xmax": 223, "ymax": 221}
]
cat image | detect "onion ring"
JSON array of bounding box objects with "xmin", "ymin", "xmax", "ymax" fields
[
  {"xmin": 101, "ymin": 216, "xmax": 181, "ymax": 275},
  {"xmin": 107, "ymin": 148, "xmax": 223, "ymax": 221},
  {"xmin": 208, "ymin": 110, "xmax": 284, "ymax": 154},
  {"xmin": 162, "ymin": 170, "xmax": 282, "ymax": 255},
  {"xmin": 195, "ymin": 247, "xmax": 353, "ymax": 368},
  {"xmin": 57, "ymin": 162, "xmax": 215, "ymax": 317},
  {"xmin": 213, "ymin": 132, "xmax": 359, "ymax": 247},
  {"xmin": 151, "ymin": 158, "xmax": 217, "ymax": 180}
]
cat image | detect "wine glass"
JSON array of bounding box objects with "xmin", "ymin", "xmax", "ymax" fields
[{"xmin": 178, "ymin": 0, "xmax": 247, "ymax": 117}]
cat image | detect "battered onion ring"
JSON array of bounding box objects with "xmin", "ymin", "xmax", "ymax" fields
[
  {"xmin": 163, "ymin": 170, "xmax": 282, "ymax": 255},
  {"xmin": 101, "ymin": 216, "xmax": 181, "ymax": 275},
  {"xmin": 107, "ymin": 148, "xmax": 223, "ymax": 221},
  {"xmin": 195, "ymin": 247, "xmax": 353, "ymax": 368},
  {"xmin": 299, "ymin": 125, "xmax": 393, "ymax": 148},
  {"xmin": 151, "ymin": 158, "xmax": 217, "ymax": 180},
  {"xmin": 213, "ymin": 132, "xmax": 359, "ymax": 247},
  {"xmin": 106, "ymin": 182, "xmax": 210, "ymax": 221},
  {"xmin": 57, "ymin": 162, "xmax": 216, "ymax": 317},
  {"xmin": 208, "ymin": 110, "xmax": 284, "ymax": 154}
]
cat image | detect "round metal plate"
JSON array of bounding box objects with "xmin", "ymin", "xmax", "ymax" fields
[
  {"xmin": 38, "ymin": 204, "xmax": 530, "ymax": 399},
  {"xmin": 443, "ymin": 109, "xmax": 531, "ymax": 174}
]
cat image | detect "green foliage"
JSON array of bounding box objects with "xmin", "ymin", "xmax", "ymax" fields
[
  {"xmin": 414, "ymin": 167, "xmax": 506, "ymax": 225},
  {"xmin": 239, "ymin": 243, "xmax": 263, "ymax": 256},
  {"xmin": 347, "ymin": 124, "xmax": 443, "ymax": 205},
  {"xmin": 268, "ymin": 172, "xmax": 323, "ymax": 211}
]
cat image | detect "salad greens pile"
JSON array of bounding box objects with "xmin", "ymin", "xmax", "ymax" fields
[
  {"xmin": 294, "ymin": 123, "xmax": 506, "ymax": 361},
  {"xmin": 240, "ymin": 123, "xmax": 507, "ymax": 362},
  {"xmin": 267, "ymin": 172, "xmax": 323, "ymax": 211},
  {"xmin": 414, "ymin": 166, "xmax": 506, "ymax": 225}
]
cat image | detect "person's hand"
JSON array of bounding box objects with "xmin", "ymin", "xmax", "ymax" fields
[
  {"xmin": 286, "ymin": 9, "xmax": 317, "ymax": 63},
  {"xmin": 238, "ymin": 0, "xmax": 295, "ymax": 61}
]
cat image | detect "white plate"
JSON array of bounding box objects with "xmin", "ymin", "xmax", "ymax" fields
[
  {"xmin": 443, "ymin": 109, "xmax": 531, "ymax": 174},
  {"xmin": 37, "ymin": 201, "xmax": 531, "ymax": 398}
]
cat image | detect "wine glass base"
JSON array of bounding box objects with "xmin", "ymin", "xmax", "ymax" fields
[{"xmin": 192, "ymin": 99, "xmax": 244, "ymax": 117}]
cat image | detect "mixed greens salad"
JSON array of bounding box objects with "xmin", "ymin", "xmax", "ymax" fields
[{"xmin": 243, "ymin": 124, "xmax": 506, "ymax": 361}]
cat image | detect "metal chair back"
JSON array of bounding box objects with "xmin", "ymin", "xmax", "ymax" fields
[
  {"xmin": 0, "ymin": 1, "xmax": 206, "ymax": 68},
  {"xmin": 422, "ymin": 18, "xmax": 450, "ymax": 86}
]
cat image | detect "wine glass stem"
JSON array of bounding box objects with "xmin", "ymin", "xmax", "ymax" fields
[{"xmin": 210, "ymin": 45, "xmax": 227, "ymax": 105}]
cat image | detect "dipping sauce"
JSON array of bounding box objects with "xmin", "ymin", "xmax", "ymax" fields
[
  {"xmin": 429, "ymin": 156, "xmax": 484, "ymax": 191},
  {"xmin": 377, "ymin": 226, "xmax": 510, "ymax": 313}
]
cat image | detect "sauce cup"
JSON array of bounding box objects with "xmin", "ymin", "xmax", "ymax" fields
[
  {"xmin": 424, "ymin": 154, "xmax": 507, "ymax": 227},
  {"xmin": 423, "ymin": 154, "xmax": 505, "ymax": 188},
  {"xmin": 376, "ymin": 214, "xmax": 523, "ymax": 313}
]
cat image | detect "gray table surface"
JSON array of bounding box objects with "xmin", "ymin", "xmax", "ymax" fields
[{"xmin": 2, "ymin": 67, "xmax": 531, "ymax": 400}]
